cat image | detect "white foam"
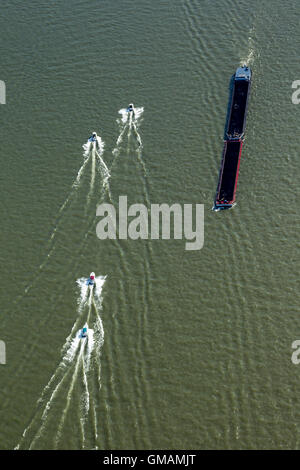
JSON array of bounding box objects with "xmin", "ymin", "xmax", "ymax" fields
[
  {"xmin": 82, "ymin": 140, "xmax": 92, "ymax": 158},
  {"xmin": 85, "ymin": 328, "xmax": 95, "ymax": 371},
  {"xmin": 86, "ymin": 148, "xmax": 96, "ymax": 209},
  {"xmin": 132, "ymin": 121, "xmax": 143, "ymax": 147},
  {"xmin": 83, "ymin": 135, "xmax": 105, "ymax": 158},
  {"xmin": 54, "ymin": 341, "xmax": 85, "ymax": 447},
  {"xmin": 133, "ymin": 106, "xmax": 144, "ymax": 120},
  {"xmin": 77, "ymin": 277, "xmax": 90, "ymax": 310},
  {"xmin": 96, "ymin": 150, "xmax": 110, "ymax": 178},
  {"xmin": 93, "ymin": 275, "xmax": 106, "ymax": 311},
  {"xmin": 118, "ymin": 106, "xmax": 144, "ymax": 124},
  {"xmin": 96, "ymin": 136, "xmax": 105, "ymax": 155},
  {"xmin": 63, "ymin": 335, "xmax": 81, "ymax": 363},
  {"xmin": 17, "ymin": 275, "xmax": 107, "ymax": 449},
  {"xmin": 240, "ymin": 28, "xmax": 256, "ymax": 67}
]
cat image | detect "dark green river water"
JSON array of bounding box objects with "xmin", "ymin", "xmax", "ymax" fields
[{"xmin": 0, "ymin": 0, "xmax": 300, "ymax": 450}]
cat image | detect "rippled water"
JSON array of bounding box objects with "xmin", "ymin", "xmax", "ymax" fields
[{"xmin": 0, "ymin": 0, "xmax": 300, "ymax": 450}]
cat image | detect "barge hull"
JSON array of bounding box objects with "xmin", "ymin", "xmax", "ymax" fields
[
  {"xmin": 214, "ymin": 140, "xmax": 243, "ymax": 210},
  {"xmin": 227, "ymin": 79, "xmax": 251, "ymax": 139},
  {"xmin": 213, "ymin": 65, "xmax": 251, "ymax": 211}
]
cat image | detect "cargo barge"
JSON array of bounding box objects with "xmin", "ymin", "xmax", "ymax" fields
[{"xmin": 213, "ymin": 65, "xmax": 251, "ymax": 211}]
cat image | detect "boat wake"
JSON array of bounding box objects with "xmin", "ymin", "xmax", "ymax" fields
[
  {"xmin": 83, "ymin": 137, "xmax": 110, "ymax": 213},
  {"xmin": 118, "ymin": 106, "xmax": 144, "ymax": 125},
  {"xmin": 111, "ymin": 106, "xmax": 144, "ymax": 173},
  {"xmin": 21, "ymin": 135, "xmax": 109, "ymax": 298},
  {"xmin": 15, "ymin": 275, "xmax": 106, "ymax": 450},
  {"xmin": 240, "ymin": 26, "xmax": 256, "ymax": 67}
]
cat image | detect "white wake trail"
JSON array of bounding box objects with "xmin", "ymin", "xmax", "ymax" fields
[
  {"xmin": 76, "ymin": 277, "xmax": 90, "ymax": 312},
  {"xmin": 80, "ymin": 353, "xmax": 89, "ymax": 447},
  {"xmin": 48, "ymin": 150, "xmax": 91, "ymax": 239},
  {"xmin": 28, "ymin": 336, "xmax": 81, "ymax": 450},
  {"xmin": 111, "ymin": 107, "xmax": 144, "ymax": 171},
  {"xmin": 16, "ymin": 318, "xmax": 83, "ymax": 450},
  {"xmin": 86, "ymin": 145, "xmax": 96, "ymax": 208},
  {"xmin": 96, "ymin": 150, "xmax": 110, "ymax": 179},
  {"xmin": 22, "ymin": 148, "xmax": 92, "ymax": 297},
  {"xmin": 17, "ymin": 276, "xmax": 107, "ymax": 450},
  {"xmin": 132, "ymin": 121, "xmax": 143, "ymax": 148},
  {"xmin": 116, "ymin": 122, "xmax": 129, "ymax": 147},
  {"xmin": 22, "ymin": 134, "xmax": 108, "ymax": 298},
  {"xmin": 54, "ymin": 340, "xmax": 86, "ymax": 448},
  {"xmin": 118, "ymin": 106, "xmax": 144, "ymax": 124},
  {"xmin": 79, "ymin": 326, "xmax": 95, "ymax": 446},
  {"xmin": 240, "ymin": 26, "xmax": 256, "ymax": 67}
]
